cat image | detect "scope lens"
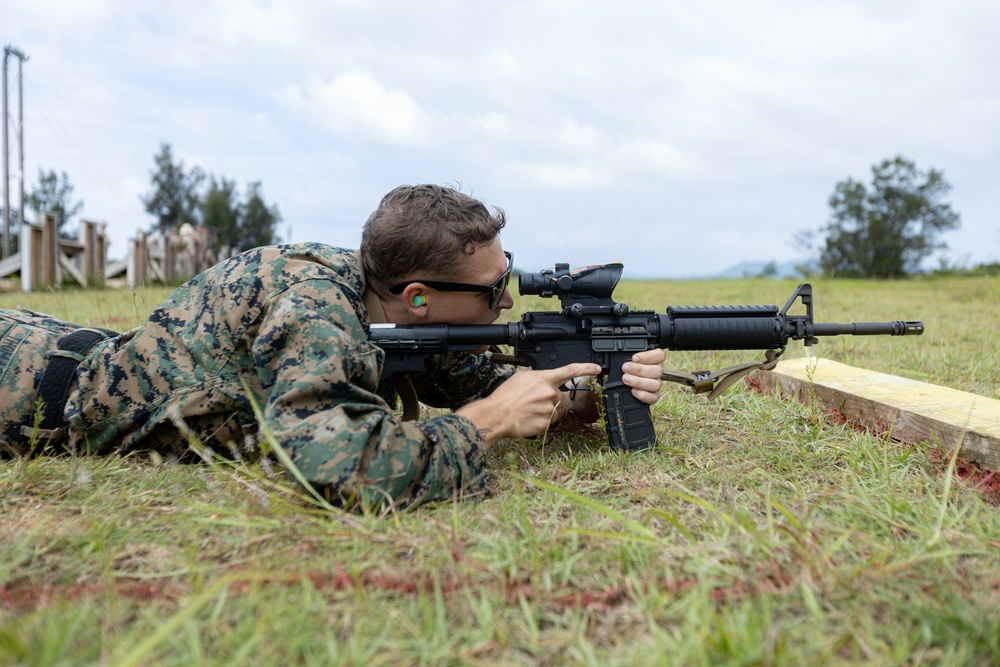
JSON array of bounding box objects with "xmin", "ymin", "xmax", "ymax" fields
[{"xmin": 518, "ymin": 272, "xmax": 547, "ymax": 296}]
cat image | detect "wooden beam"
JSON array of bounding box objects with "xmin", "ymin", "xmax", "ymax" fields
[
  {"xmin": 104, "ymin": 258, "xmax": 127, "ymax": 279},
  {"xmin": 58, "ymin": 253, "xmax": 87, "ymax": 288},
  {"xmin": 752, "ymin": 357, "xmax": 1000, "ymax": 472},
  {"xmin": 0, "ymin": 251, "xmax": 18, "ymax": 278}
]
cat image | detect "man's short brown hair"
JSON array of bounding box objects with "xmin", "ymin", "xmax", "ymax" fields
[{"xmin": 360, "ymin": 184, "xmax": 507, "ymax": 295}]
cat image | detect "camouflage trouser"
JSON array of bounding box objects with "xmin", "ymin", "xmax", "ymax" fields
[{"xmin": 0, "ymin": 310, "xmax": 108, "ymax": 456}]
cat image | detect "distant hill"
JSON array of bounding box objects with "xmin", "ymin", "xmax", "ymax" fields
[
  {"xmin": 549, "ymin": 259, "xmax": 818, "ymax": 280},
  {"xmin": 700, "ymin": 259, "xmax": 816, "ymax": 280}
]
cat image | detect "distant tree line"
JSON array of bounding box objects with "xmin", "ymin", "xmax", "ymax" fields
[
  {"xmin": 141, "ymin": 142, "xmax": 281, "ymax": 253},
  {"xmin": 7, "ymin": 151, "xmax": 996, "ymax": 277},
  {"xmin": 0, "ymin": 168, "xmax": 84, "ymax": 252},
  {"xmin": 3, "ymin": 145, "xmax": 281, "ymax": 256},
  {"xmin": 27, "ymin": 169, "xmax": 84, "ymax": 235}
]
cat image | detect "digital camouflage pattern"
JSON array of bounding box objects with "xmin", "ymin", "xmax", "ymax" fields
[
  {"xmin": 1, "ymin": 243, "xmax": 512, "ymax": 508},
  {"xmin": 0, "ymin": 310, "xmax": 95, "ymax": 453}
]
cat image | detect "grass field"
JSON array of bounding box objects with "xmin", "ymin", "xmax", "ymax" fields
[{"xmin": 1, "ymin": 276, "xmax": 999, "ymax": 666}]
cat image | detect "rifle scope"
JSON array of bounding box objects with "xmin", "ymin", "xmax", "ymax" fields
[{"xmin": 518, "ymin": 262, "xmax": 624, "ymax": 300}]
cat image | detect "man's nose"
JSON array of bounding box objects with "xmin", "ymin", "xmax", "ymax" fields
[{"xmin": 498, "ymin": 287, "xmax": 515, "ymax": 310}]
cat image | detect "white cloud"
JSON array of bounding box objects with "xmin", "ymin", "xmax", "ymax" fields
[
  {"xmin": 556, "ymin": 118, "xmax": 603, "ymax": 153},
  {"xmin": 620, "ymin": 139, "xmax": 698, "ymax": 177},
  {"xmin": 473, "ymin": 112, "xmax": 511, "ymax": 136},
  {"xmin": 486, "ymin": 50, "xmax": 521, "ymax": 79},
  {"xmin": 508, "ymin": 160, "xmax": 614, "ymax": 190},
  {"xmin": 7, "ymin": 0, "xmax": 1000, "ymax": 275},
  {"xmin": 282, "ymin": 71, "xmax": 428, "ymax": 147},
  {"xmin": 11, "ymin": 0, "xmax": 113, "ymax": 28},
  {"xmin": 201, "ymin": 0, "xmax": 301, "ymax": 48}
]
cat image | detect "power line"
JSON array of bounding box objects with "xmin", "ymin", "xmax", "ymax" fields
[{"xmin": 22, "ymin": 71, "xmax": 139, "ymax": 227}]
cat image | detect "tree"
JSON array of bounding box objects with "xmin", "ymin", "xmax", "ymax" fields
[
  {"xmin": 200, "ymin": 176, "xmax": 241, "ymax": 250},
  {"xmin": 0, "ymin": 207, "xmax": 20, "ymax": 253},
  {"xmin": 239, "ymin": 182, "xmax": 281, "ymax": 251},
  {"xmin": 811, "ymin": 156, "xmax": 960, "ymax": 278},
  {"xmin": 26, "ymin": 168, "xmax": 84, "ymax": 235},
  {"xmin": 141, "ymin": 143, "xmax": 204, "ymax": 233},
  {"xmin": 200, "ymin": 178, "xmax": 281, "ymax": 253}
]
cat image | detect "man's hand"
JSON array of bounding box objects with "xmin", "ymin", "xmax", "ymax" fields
[
  {"xmin": 456, "ymin": 363, "xmax": 602, "ymax": 448},
  {"xmin": 456, "ymin": 351, "xmax": 665, "ymax": 449},
  {"xmin": 621, "ymin": 348, "xmax": 666, "ymax": 405},
  {"xmin": 558, "ymin": 349, "xmax": 667, "ymax": 423}
]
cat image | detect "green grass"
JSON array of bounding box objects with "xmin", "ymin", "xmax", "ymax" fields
[{"xmin": 2, "ymin": 277, "xmax": 999, "ymax": 666}]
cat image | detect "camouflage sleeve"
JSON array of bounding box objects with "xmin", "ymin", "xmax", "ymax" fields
[
  {"xmin": 409, "ymin": 351, "xmax": 514, "ymax": 409},
  {"xmin": 251, "ymin": 279, "xmax": 489, "ymax": 509}
]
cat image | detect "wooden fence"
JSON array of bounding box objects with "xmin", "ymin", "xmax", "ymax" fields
[
  {"xmin": 0, "ymin": 214, "xmax": 108, "ymax": 292},
  {"xmin": 0, "ymin": 215, "xmax": 229, "ymax": 291},
  {"xmin": 118, "ymin": 224, "xmax": 226, "ymax": 289}
]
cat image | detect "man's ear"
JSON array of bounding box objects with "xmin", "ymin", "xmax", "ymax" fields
[{"xmin": 401, "ymin": 283, "xmax": 430, "ymax": 318}]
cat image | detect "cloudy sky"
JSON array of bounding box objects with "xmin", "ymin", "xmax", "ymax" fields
[{"xmin": 4, "ymin": 0, "xmax": 998, "ymax": 277}]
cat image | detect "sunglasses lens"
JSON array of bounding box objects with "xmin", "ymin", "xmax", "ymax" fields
[
  {"xmin": 490, "ymin": 275, "xmax": 508, "ymax": 308},
  {"xmin": 490, "ymin": 254, "xmax": 513, "ymax": 309}
]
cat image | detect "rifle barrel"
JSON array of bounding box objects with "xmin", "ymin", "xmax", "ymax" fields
[{"xmin": 811, "ymin": 320, "xmax": 924, "ymax": 337}]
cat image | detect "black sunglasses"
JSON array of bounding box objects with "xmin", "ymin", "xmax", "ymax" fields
[{"xmin": 388, "ymin": 251, "xmax": 513, "ymax": 309}]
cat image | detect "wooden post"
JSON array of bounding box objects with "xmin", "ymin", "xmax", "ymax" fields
[
  {"xmin": 127, "ymin": 232, "xmax": 148, "ymax": 290},
  {"xmin": 19, "ymin": 218, "xmax": 34, "ymax": 292},
  {"xmin": 199, "ymin": 227, "xmax": 210, "ymax": 273},
  {"xmin": 126, "ymin": 237, "xmax": 136, "ymax": 290},
  {"xmin": 80, "ymin": 219, "xmax": 108, "ymax": 285},
  {"xmin": 96, "ymin": 221, "xmax": 107, "ymax": 280},
  {"xmin": 164, "ymin": 227, "xmax": 177, "ymax": 283},
  {"xmin": 80, "ymin": 219, "xmax": 97, "ymax": 283},
  {"xmin": 41, "ymin": 212, "xmax": 58, "ymax": 286},
  {"xmin": 29, "ymin": 219, "xmax": 43, "ymax": 289},
  {"xmin": 752, "ymin": 357, "xmax": 1000, "ymax": 472}
]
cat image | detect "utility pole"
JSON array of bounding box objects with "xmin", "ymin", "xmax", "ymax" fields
[
  {"xmin": 2, "ymin": 44, "xmax": 28, "ymax": 259},
  {"xmin": 2, "ymin": 46, "xmax": 8, "ymax": 258}
]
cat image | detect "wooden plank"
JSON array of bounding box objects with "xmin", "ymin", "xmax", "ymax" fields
[
  {"xmin": 57, "ymin": 238, "xmax": 84, "ymax": 253},
  {"xmin": 104, "ymin": 258, "xmax": 127, "ymax": 279},
  {"xmin": 752, "ymin": 357, "xmax": 1000, "ymax": 472},
  {"xmin": 147, "ymin": 258, "xmax": 165, "ymax": 283},
  {"xmin": 0, "ymin": 252, "xmax": 18, "ymax": 278},
  {"xmin": 59, "ymin": 253, "xmax": 87, "ymax": 288}
]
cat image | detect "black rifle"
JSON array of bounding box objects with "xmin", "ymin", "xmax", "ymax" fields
[{"xmin": 370, "ymin": 261, "xmax": 924, "ymax": 451}]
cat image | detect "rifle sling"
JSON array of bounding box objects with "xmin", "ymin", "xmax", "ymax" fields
[
  {"xmin": 495, "ymin": 349, "xmax": 780, "ymax": 401},
  {"xmin": 362, "ymin": 287, "xmax": 421, "ymax": 421},
  {"xmin": 499, "ymin": 347, "xmax": 780, "ymax": 401},
  {"xmin": 661, "ymin": 349, "xmax": 781, "ymax": 400}
]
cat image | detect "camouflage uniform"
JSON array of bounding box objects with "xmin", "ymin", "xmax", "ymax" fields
[{"xmin": 0, "ymin": 243, "xmax": 512, "ymax": 508}]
